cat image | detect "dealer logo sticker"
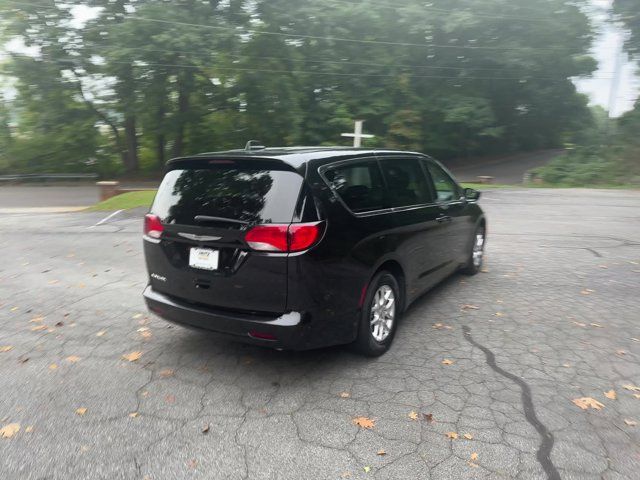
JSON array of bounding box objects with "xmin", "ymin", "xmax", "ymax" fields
[{"xmin": 151, "ymin": 273, "xmax": 167, "ymax": 282}]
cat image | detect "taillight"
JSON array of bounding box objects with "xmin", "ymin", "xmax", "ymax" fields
[
  {"xmin": 144, "ymin": 214, "xmax": 164, "ymax": 239},
  {"xmin": 288, "ymin": 222, "xmax": 322, "ymax": 252},
  {"xmin": 245, "ymin": 225, "xmax": 289, "ymax": 251},
  {"xmin": 244, "ymin": 222, "xmax": 323, "ymax": 252}
]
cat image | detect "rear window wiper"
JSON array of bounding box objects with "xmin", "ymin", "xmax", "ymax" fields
[{"xmin": 194, "ymin": 215, "xmax": 249, "ymax": 226}]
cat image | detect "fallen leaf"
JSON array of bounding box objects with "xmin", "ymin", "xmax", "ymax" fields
[
  {"xmin": 128, "ymin": 412, "xmax": 139, "ymax": 418},
  {"xmin": 141, "ymin": 391, "xmax": 149, "ymax": 397},
  {"xmin": 159, "ymin": 369, "xmax": 174, "ymax": 378},
  {"xmin": 468, "ymin": 462, "xmax": 479, "ymax": 468},
  {"xmin": 65, "ymin": 355, "xmax": 81, "ymax": 363},
  {"xmin": 471, "ymin": 452, "xmax": 478, "ymax": 461},
  {"xmin": 616, "ymin": 350, "xmax": 626, "ymax": 356},
  {"xmin": 10, "ymin": 307, "xmax": 19, "ymax": 312},
  {"xmin": 75, "ymin": 407, "xmax": 87, "ymax": 416},
  {"xmin": 461, "ymin": 304, "xmax": 479, "ymax": 311},
  {"xmin": 140, "ymin": 331, "xmax": 152, "ymax": 339},
  {"xmin": 604, "ymin": 390, "xmax": 617, "ymax": 400},
  {"xmin": 408, "ymin": 411, "xmax": 418, "ymax": 420},
  {"xmin": 340, "ymin": 473, "xmax": 352, "ymax": 479},
  {"xmin": 0, "ymin": 423, "xmax": 20, "ymax": 438},
  {"xmin": 25, "ymin": 426, "xmax": 33, "ymax": 433},
  {"xmin": 30, "ymin": 325, "xmax": 47, "ymax": 332},
  {"xmin": 202, "ymin": 424, "xmax": 210, "ymax": 434},
  {"xmin": 363, "ymin": 466, "xmax": 371, "ymax": 473},
  {"xmin": 0, "ymin": 346, "xmax": 13, "ymax": 353},
  {"xmin": 572, "ymin": 397, "xmax": 604, "ymax": 410},
  {"xmin": 352, "ymin": 416, "xmax": 375, "ymax": 429},
  {"xmin": 441, "ymin": 359, "xmax": 454, "ymax": 365},
  {"xmin": 580, "ymin": 288, "xmax": 594, "ymax": 295},
  {"xmin": 187, "ymin": 459, "xmax": 197, "ymax": 469},
  {"xmin": 339, "ymin": 392, "xmax": 351, "ymax": 398},
  {"xmin": 632, "ymin": 338, "xmax": 640, "ymax": 343},
  {"xmin": 624, "ymin": 419, "xmax": 637, "ymax": 426},
  {"xmin": 623, "ymin": 384, "xmax": 640, "ymax": 392},
  {"xmin": 54, "ymin": 321, "xmax": 64, "ymax": 327},
  {"xmin": 599, "ymin": 265, "xmax": 608, "ymax": 269},
  {"xmin": 494, "ymin": 312, "xmax": 504, "ymax": 317},
  {"xmin": 122, "ymin": 351, "xmax": 142, "ymax": 362},
  {"xmin": 164, "ymin": 394, "xmax": 176, "ymax": 404},
  {"xmin": 29, "ymin": 316, "xmax": 45, "ymax": 323},
  {"xmin": 446, "ymin": 432, "xmax": 458, "ymax": 439},
  {"xmin": 133, "ymin": 313, "xmax": 143, "ymax": 319},
  {"xmin": 48, "ymin": 364, "xmax": 58, "ymax": 370},
  {"xmin": 48, "ymin": 280, "xmax": 59, "ymax": 285},
  {"xmin": 376, "ymin": 449, "xmax": 386, "ymax": 456},
  {"xmin": 562, "ymin": 364, "xmax": 571, "ymax": 368},
  {"xmin": 634, "ymin": 394, "xmax": 640, "ymax": 399},
  {"xmin": 590, "ymin": 323, "xmax": 603, "ymax": 328},
  {"xmin": 572, "ymin": 321, "xmax": 586, "ymax": 327},
  {"xmin": 463, "ymin": 433, "xmax": 473, "ymax": 440},
  {"xmin": 96, "ymin": 330, "xmax": 106, "ymax": 337},
  {"xmin": 423, "ymin": 413, "xmax": 434, "ymax": 423}
]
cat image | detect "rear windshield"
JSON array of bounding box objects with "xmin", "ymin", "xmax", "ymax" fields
[{"xmin": 151, "ymin": 167, "xmax": 304, "ymax": 225}]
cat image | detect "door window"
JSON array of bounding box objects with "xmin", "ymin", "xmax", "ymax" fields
[
  {"xmin": 379, "ymin": 158, "xmax": 433, "ymax": 207},
  {"xmin": 425, "ymin": 161, "xmax": 459, "ymax": 203},
  {"xmin": 324, "ymin": 160, "xmax": 385, "ymax": 213}
]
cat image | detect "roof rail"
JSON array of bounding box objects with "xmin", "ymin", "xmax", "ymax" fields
[{"xmin": 245, "ymin": 140, "xmax": 266, "ymax": 151}]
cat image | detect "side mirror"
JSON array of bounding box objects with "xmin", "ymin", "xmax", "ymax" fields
[{"xmin": 463, "ymin": 187, "xmax": 481, "ymax": 201}]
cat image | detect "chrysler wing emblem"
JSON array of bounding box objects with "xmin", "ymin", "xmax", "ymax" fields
[{"xmin": 178, "ymin": 232, "xmax": 222, "ymax": 242}]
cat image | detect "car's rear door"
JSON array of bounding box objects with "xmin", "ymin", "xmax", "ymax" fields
[{"xmin": 144, "ymin": 158, "xmax": 303, "ymax": 314}]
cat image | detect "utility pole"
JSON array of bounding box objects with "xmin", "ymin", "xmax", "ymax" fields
[{"xmin": 608, "ymin": 34, "xmax": 624, "ymax": 119}]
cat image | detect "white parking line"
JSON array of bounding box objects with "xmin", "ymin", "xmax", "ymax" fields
[{"xmin": 89, "ymin": 209, "xmax": 125, "ymax": 228}]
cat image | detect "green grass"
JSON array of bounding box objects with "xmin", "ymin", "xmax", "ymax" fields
[
  {"xmin": 88, "ymin": 190, "xmax": 157, "ymax": 211},
  {"xmin": 461, "ymin": 183, "xmax": 512, "ymax": 190}
]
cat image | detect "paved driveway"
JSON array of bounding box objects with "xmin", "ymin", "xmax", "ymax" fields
[{"xmin": 0, "ymin": 189, "xmax": 639, "ymax": 479}]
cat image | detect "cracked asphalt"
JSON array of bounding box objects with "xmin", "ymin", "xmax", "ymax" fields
[{"xmin": 1, "ymin": 188, "xmax": 639, "ymax": 480}]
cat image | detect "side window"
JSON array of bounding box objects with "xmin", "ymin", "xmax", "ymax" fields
[
  {"xmin": 324, "ymin": 160, "xmax": 385, "ymax": 213},
  {"xmin": 425, "ymin": 160, "xmax": 459, "ymax": 203},
  {"xmin": 379, "ymin": 158, "xmax": 433, "ymax": 208}
]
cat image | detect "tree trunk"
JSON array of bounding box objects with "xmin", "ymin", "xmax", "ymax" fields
[
  {"xmin": 156, "ymin": 133, "xmax": 165, "ymax": 167},
  {"xmin": 172, "ymin": 70, "xmax": 194, "ymax": 158},
  {"xmin": 124, "ymin": 115, "xmax": 139, "ymax": 173}
]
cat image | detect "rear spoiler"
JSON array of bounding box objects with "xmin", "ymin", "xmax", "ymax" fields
[{"xmin": 166, "ymin": 156, "xmax": 303, "ymax": 175}]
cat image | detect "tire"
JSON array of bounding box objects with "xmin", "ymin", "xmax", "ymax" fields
[
  {"xmin": 353, "ymin": 271, "xmax": 401, "ymax": 356},
  {"xmin": 461, "ymin": 224, "xmax": 486, "ymax": 276}
]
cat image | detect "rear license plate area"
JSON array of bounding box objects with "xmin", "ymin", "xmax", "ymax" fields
[{"xmin": 189, "ymin": 247, "xmax": 219, "ymax": 271}]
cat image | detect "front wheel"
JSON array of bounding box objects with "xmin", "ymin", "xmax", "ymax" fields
[
  {"xmin": 353, "ymin": 272, "xmax": 400, "ymax": 356},
  {"xmin": 461, "ymin": 225, "xmax": 486, "ymax": 275}
]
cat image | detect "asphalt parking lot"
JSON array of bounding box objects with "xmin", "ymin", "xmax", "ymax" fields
[{"xmin": 1, "ymin": 188, "xmax": 639, "ymax": 480}]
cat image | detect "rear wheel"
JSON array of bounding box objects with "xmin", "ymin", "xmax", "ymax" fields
[
  {"xmin": 353, "ymin": 272, "xmax": 400, "ymax": 356},
  {"xmin": 461, "ymin": 225, "xmax": 486, "ymax": 275}
]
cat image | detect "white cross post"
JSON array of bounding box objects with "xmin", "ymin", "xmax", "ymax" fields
[{"xmin": 341, "ymin": 120, "xmax": 374, "ymax": 148}]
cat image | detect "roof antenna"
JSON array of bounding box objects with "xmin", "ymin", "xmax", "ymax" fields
[{"xmin": 245, "ymin": 140, "xmax": 265, "ymax": 151}]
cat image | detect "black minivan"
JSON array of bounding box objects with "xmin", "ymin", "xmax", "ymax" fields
[{"xmin": 143, "ymin": 147, "xmax": 485, "ymax": 356}]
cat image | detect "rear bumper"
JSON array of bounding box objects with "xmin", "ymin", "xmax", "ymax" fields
[{"xmin": 143, "ymin": 285, "xmax": 310, "ymax": 349}]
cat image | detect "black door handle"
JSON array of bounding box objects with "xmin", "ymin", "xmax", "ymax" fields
[{"xmin": 436, "ymin": 215, "xmax": 452, "ymax": 223}]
